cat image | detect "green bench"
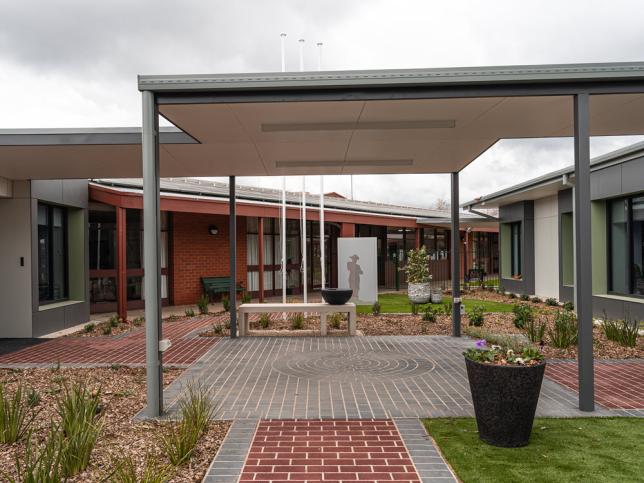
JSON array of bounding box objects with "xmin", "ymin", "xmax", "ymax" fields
[{"xmin": 201, "ymin": 276, "xmax": 244, "ymax": 300}]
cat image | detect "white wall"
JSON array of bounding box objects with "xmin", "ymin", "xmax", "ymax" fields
[
  {"xmin": 533, "ymin": 195, "xmax": 559, "ymax": 299},
  {"xmin": 0, "ymin": 183, "xmax": 33, "ymax": 337}
]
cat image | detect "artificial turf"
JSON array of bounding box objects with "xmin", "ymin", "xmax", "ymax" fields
[
  {"xmin": 357, "ymin": 292, "xmax": 514, "ymax": 314},
  {"xmin": 423, "ymin": 417, "xmax": 644, "ymax": 483}
]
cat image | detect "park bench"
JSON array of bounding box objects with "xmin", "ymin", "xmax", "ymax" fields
[
  {"xmin": 237, "ymin": 302, "xmax": 356, "ymax": 337},
  {"xmin": 201, "ymin": 276, "xmax": 244, "ymax": 300}
]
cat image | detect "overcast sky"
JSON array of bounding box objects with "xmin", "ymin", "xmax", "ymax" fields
[{"xmin": 1, "ymin": 0, "xmax": 643, "ymax": 206}]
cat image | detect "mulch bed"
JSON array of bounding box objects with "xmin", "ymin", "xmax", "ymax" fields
[
  {"xmin": 0, "ymin": 367, "xmax": 230, "ymax": 482},
  {"xmin": 468, "ymin": 312, "xmax": 644, "ymax": 359},
  {"xmin": 358, "ymin": 314, "xmax": 453, "ymax": 335}
]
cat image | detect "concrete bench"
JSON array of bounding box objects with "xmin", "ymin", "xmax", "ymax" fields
[{"xmin": 237, "ymin": 303, "xmax": 356, "ymax": 337}]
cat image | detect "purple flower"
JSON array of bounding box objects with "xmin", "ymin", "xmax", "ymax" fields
[{"xmin": 475, "ymin": 339, "xmax": 487, "ymax": 349}]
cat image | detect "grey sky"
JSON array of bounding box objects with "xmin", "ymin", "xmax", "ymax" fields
[{"xmin": 1, "ymin": 0, "xmax": 643, "ymax": 206}]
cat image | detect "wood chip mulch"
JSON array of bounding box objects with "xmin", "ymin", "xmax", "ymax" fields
[{"xmin": 0, "ymin": 367, "xmax": 230, "ymax": 482}]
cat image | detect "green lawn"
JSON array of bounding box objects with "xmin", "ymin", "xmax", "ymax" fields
[
  {"xmin": 357, "ymin": 292, "xmax": 514, "ymax": 314},
  {"xmin": 424, "ymin": 418, "xmax": 644, "ymax": 483}
]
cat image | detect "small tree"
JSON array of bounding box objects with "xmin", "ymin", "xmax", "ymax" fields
[{"xmin": 402, "ymin": 246, "xmax": 431, "ymax": 284}]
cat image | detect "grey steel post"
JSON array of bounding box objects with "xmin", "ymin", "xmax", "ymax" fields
[
  {"xmin": 229, "ymin": 176, "xmax": 237, "ymax": 338},
  {"xmin": 574, "ymin": 93, "xmax": 594, "ymax": 411},
  {"xmin": 142, "ymin": 90, "xmax": 163, "ymax": 417},
  {"xmin": 451, "ymin": 172, "xmax": 461, "ymax": 337}
]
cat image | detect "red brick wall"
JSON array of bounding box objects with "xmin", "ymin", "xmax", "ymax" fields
[{"xmin": 171, "ymin": 212, "xmax": 247, "ymax": 305}]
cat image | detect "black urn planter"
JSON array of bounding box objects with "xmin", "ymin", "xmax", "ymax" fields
[
  {"xmin": 465, "ymin": 357, "xmax": 546, "ymax": 447},
  {"xmin": 321, "ymin": 288, "xmax": 353, "ymax": 305}
]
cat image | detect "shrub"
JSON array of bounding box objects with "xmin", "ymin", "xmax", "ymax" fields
[
  {"xmin": 26, "ymin": 388, "xmax": 41, "ymax": 409},
  {"xmin": 132, "ymin": 317, "xmax": 145, "ymax": 327},
  {"xmin": 221, "ymin": 294, "xmax": 230, "ymax": 312},
  {"xmin": 442, "ymin": 300, "xmax": 453, "ymax": 316},
  {"xmin": 520, "ymin": 294, "xmax": 530, "ymax": 301},
  {"xmin": 410, "ymin": 303, "xmax": 420, "ymax": 315},
  {"xmin": 291, "ymin": 313, "xmax": 304, "ymax": 330},
  {"xmin": 545, "ymin": 297, "xmax": 558, "ymax": 306},
  {"xmin": 563, "ymin": 301, "xmax": 575, "ymax": 311},
  {"xmin": 508, "ymin": 292, "xmax": 517, "ymax": 299},
  {"xmin": 401, "ymin": 246, "xmax": 431, "ymax": 284},
  {"xmin": 184, "ymin": 308, "xmax": 195, "ymax": 317},
  {"xmin": 241, "ymin": 291, "xmax": 252, "ymax": 304},
  {"xmin": 109, "ymin": 315, "xmax": 120, "ymax": 327},
  {"xmin": 372, "ymin": 301, "xmax": 381, "ymax": 315},
  {"xmin": 102, "ymin": 324, "xmax": 112, "ymax": 335},
  {"xmin": 525, "ymin": 316, "xmax": 547, "ymax": 343},
  {"xmin": 422, "ymin": 306, "xmax": 437, "ymax": 323},
  {"xmin": 111, "ymin": 454, "xmax": 172, "ymax": 483},
  {"xmin": 57, "ymin": 382, "xmax": 103, "ymax": 477},
  {"xmin": 602, "ymin": 311, "xmax": 638, "ymax": 347},
  {"xmin": 464, "ymin": 326, "xmax": 531, "ymax": 353},
  {"xmin": 162, "ymin": 420, "xmax": 201, "ymax": 466},
  {"xmin": 467, "ymin": 305, "xmax": 485, "ymax": 327},
  {"xmin": 548, "ymin": 310, "xmax": 578, "ymax": 348},
  {"xmin": 197, "ymin": 294, "xmax": 210, "ymax": 315},
  {"xmin": 512, "ymin": 303, "xmax": 534, "ymax": 329},
  {"xmin": 11, "ymin": 425, "xmax": 64, "ymax": 483},
  {"xmin": 531, "ymin": 296, "xmax": 542, "ymax": 304},
  {"xmin": 212, "ymin": 324, "xmax": 223, "ymax": 335},
  {"xmin": 329, "ymin": 313, "xmax": 343, "ymax": 329},
  {"xmin": 0, "ymin": 383, "xmax": 37, "ymax": 443},
  {"xmin": 259, "ymin": 313, "xmax": 271, "ymax": 329},
  {"xmin": 83, "ymin": 323, "xmax": 95, "ymax": 333}
]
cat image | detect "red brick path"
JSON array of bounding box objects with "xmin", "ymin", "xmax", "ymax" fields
[
  {"xmin": 0, "ymin": 317, "xmax": 219, "ymax": 366},
  {"xmin": 546, "ymin": 360, "xmax": 644, "ymax": 409},
  {"xmin": 241, "ymin": 419, "xmax": 421, "ymax": 483}
]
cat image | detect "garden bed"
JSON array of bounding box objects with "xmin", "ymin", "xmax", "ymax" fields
[{"xmin": 0, "ymin": 367, "xmax": 230, "ymax": 482}]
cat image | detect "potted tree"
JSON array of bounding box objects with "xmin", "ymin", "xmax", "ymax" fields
[
  {"xmin": 402, "ymin": 246, "xmax": 431, "ymax": 304},
  {"xmin": 464, "ymin": 340, "xmax": 545, "ymax": 447}
]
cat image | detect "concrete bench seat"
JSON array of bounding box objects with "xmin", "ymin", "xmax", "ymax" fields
[{"xmin": 237, "ymin": 302, "xmax": 356, "ymax": 336}]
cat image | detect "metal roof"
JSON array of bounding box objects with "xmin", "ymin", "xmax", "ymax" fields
[
  {"xmin": 462, "ymin": 140, "xmax": 644, "ymax": 209},
  {"xmin": 138, "ymin": 62, "xmax": 644, "ymax": 92}
]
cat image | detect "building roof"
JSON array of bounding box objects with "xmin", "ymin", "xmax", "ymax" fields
[
  {"xmin": 91, "ymin": 177, "xmax": 493, "ymax": 227},
  {"xmin": 462, "ymin": 140, "xmax": 644, "ymax": 209}
]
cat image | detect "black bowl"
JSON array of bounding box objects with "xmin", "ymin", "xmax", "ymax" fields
[{"xmin": 321, "ymin": 288, "xmax": 353, "ymax": 305}]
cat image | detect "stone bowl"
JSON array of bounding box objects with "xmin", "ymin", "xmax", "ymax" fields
[{"xmin": 321, "ymin": 288, "xmax": 353, "ymax": 305}]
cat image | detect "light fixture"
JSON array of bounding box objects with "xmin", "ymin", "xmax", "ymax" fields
[{"xmin": 208, "ymin": 225, "xmax": 219, "ymax": 236}]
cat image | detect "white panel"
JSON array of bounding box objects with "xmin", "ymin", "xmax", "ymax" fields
[
  {"xmin": 534, "ymin": 195, "xmax": 559, "ymax": 299},
  {"xmin": 0, "ymin": 198, "xmax": 32, "ymax": 337},
  {"xmin": 337, "ymin": 237, "xmax": 378, "ymax": 304}
]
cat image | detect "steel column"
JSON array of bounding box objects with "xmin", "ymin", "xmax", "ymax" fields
[
  {"xmin": 116, "ymin": 206, "xmax": 127, "ymax": 321},
  {"xmin": 574, "ymin": 93, "xmax": 595, "ymax": 411},
  {"xmin": 258, "ymin": 217, "xmax": 265, "ymax": 302},
  {"xmin": 142, "ymin": 90, "xmax": 163, "ymax": 417},
  {"xmin": 229, "ymin": 176, "xmax": 237, "ymax": 338},
  {"xmin": 451, "ymin": 172, "xmax": 461, "ymax": 337}
]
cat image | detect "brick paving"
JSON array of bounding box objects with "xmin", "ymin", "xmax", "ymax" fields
[
  {"xmin": 163, "ymin": 336, "xmax": 610, "ymax": 420},
  {"xmin": 546, "ymin": 359, "xmax": 644, "ymax": 410},
  {"xmin": 0, "ymin": 316, "xmax": 219, "ymax": 367}
]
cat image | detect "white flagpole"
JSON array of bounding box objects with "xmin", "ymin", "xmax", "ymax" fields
[
  {"xmin": 280, "ymin": 33, "xmax": 287, "ymax": 305},
  {"xmin": 317, "ymin": 42, "xmax": 326, "ymax": 290},
  {"xmin": 299, "ymin": 38, "xmax": 308, "ymax": 304}
]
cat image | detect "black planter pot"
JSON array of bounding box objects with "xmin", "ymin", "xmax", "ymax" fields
[
  {"xmin": 465, "ymin": 357, "xmax": 546, "ymax": 447},
  {"xmin": 321, "ymin": 288, "xmax": 353, "ymax": 305}
]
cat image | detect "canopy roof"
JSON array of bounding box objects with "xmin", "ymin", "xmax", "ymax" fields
[{"xmin": 2, "ymin": 62, "xmax": 644, "ymax": 180}]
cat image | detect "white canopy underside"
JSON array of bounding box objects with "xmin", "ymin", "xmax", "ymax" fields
[{"xmin": 2, "ymin": 93, "xmax": 644, "ymax": 180}]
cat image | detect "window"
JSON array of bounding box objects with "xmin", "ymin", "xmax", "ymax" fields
[
  {"xmin": 609, "ymin": 196, "xmax": 644, "ymax": 296},
  {"xmin": 510, "ymin": 222, "xmax": 521, "ymax": 278},
  {"xmin": 561, "ymin": 212, "xmax": 574, "ymax": 286},
  {"xmin": 38, "ymin": 204, "xmax": 68, "ymax": 304}
]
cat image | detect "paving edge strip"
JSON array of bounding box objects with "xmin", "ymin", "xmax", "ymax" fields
[
  {"xmin": 203, "ymin": 419, "xmax": 259, "ymax": 483},
  {"xmin": 394, "ymin": 418, "xmax": 458, "ymax": 483}
]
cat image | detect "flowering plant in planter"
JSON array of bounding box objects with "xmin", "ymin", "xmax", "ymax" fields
[
  {"xmin": 463, "ymin": 339, "xmax": 546, "ymax": 447},
  {"xmin": 402, "ymin": 246, "xmax": 432, "ymax": 304},
  {"xmin": 464, "ymin": 340, "xmax": 544, "ymax": 365}
]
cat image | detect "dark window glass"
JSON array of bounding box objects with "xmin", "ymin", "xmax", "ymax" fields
[
  {"xmin": 631, "ymin": 197, "xmax": 644, "ymax": 295},
  {"xmin": 608, "ymin": 195, "xmax": 644, "ymax": 296},
  {"xmin": 89, "ymin": 206, "xmax": 116, "ymax": 270},
  {"xmin": 510, "ymin": 222, "xmax": 521, "ymax": 278},
  {"xmin": 38, "ymin": 204, "xmax": 68, "ymax": 304}
]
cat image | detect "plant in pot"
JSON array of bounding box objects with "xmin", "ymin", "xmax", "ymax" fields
[
  {"xmin": 463, "ymin": 340, "xmax": 545, "ymax": 447},
  {"xmin": 402, "ymin": 246, "xmax": 432, "ymax": 304}
]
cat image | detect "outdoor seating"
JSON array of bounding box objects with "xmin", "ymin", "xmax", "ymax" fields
[{"xmin": 201, "ymin": 276, "xmax": 244, "ymax": 299}]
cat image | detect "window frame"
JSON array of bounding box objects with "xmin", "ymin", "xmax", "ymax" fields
[
  {"xmin": 607, "ymin": 195, "xmax": 644, "ymax": 298},
  {"xmin": 38, "ymin": 203, "xmax": 69, "ymax": 305}
]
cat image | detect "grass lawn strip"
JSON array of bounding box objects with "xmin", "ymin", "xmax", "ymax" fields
[
  {"xmin": 0, "ymin": 367, "xmax": 230, "ymax": 482},
  {"xmin": 424, "ymin": 417, "xmax": 644, "ymax": 483},
  {"xmin": 357, "ymin": 292, "xmax": 515, "ymax": 314}
]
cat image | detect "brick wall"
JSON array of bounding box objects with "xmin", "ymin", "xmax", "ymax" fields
[{"xmin": 171, "ymin": 212, "xmax": 247, "ymax": 305}]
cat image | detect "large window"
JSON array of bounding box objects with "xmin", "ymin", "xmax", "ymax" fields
[
  {"xmin": 38, "ymin": 204, "xmax": 68, "ymax": 304},
  {"xmin": 510, "ymin": 222, "xmax": 522, "ymax": 278},
  {"xmin": 609, "ymin": 195, "xmax": 644, "ymax": 296},
  {"xmin": 561, "ymin": 212, "xmax": 574, "ymax": 286}
]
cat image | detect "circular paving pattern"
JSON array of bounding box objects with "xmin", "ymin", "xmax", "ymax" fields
[{"xmin": 271, "ymin": 349, "xmax": 435, "ymax": 381}]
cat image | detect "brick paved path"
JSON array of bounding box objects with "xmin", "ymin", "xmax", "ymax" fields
[
  {"xmin": 0, "ymin": 316, "xmax": 219, "ymax": 367},
  {"xmin": 204, "ymin": 419, "xmax": 456, "ymax": 483},
  {"xmin": 546, "ymin": 360, "xmax": 644, "ymax": 411}
]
